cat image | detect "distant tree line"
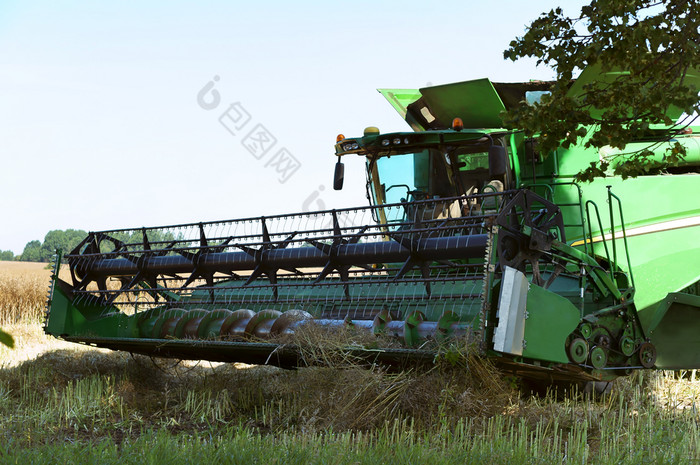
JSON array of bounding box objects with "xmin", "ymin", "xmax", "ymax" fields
[
  {"xmin": 15, "ymin": 229, "xmax": 88, "ymax": 262},
  {"xmin": 3, "ymin": 228, "xmax": 186, "ymax": 263}
]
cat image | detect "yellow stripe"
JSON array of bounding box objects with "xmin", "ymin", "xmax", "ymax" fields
[{"xmin": 571, "ymin": 215, "xmax": 700, "ymax": 247}]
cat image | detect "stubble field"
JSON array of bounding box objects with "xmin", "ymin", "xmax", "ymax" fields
[{"xmin": 1, "ymin": 260, "xmax": 700, "ymax": 464}]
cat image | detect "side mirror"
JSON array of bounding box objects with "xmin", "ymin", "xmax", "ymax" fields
[
  {"xmin": 333, "ymin": 160, "xmax": 345, "ymax": 190},
  {"xmin": 488, "ymin": 145, "xmax": 507, "ymax": 177}
]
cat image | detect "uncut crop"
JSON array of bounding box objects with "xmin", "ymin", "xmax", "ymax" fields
[{"xmin": 0, "ymin": 270, "xmax": 47, "ymax": 324}]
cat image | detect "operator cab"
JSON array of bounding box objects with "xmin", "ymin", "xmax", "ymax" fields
[{"xmin": 334, "ymin": 126, "xmax": 512, "ymax": 226}]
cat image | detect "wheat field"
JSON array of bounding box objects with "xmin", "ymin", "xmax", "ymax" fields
[
  {"xmin": 0, "ymin": 260, "xmax": 72, "ymax": 324},
  {"xmin": 0, "ymin": 261, "xmax": 50, "ymax": 324}
]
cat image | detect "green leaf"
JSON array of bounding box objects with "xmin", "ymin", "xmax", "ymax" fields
[{"xmin": 0, "ymin": 328, "xmax": 14, "ymax": 349}]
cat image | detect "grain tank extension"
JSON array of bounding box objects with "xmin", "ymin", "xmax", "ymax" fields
[{"xmin": 45, "ymin": 69, "xmax": 700, "ymax": 382}]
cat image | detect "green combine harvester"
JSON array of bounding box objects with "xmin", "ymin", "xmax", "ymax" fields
[{"xmin": 45, "ymin": 67, "xmax": 700, "ymax": 383}]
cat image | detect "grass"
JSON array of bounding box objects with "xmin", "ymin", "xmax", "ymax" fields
[
  {"xmin": 1, "ymin": 345, "xmax": 700, "ymax": 464},
  {"xmin": 3, "ymin": 262, "xmax": 700, "ymax": 463}
]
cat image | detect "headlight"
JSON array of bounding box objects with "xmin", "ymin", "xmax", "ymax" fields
[{"xmin": 342, "ymin": 141, "xmax": 361, "ymax": 151}]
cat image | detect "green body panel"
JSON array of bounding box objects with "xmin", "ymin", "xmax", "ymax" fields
[
  {"xmin": 44, "ymin": 283, "xmax": 79, "ymax": 336},
  {"xmin": 566, "ymin": 63, "xmax": 700, "ymax": 121},
  {"xmin": 376, "ymin": 88, "xmax": 421, "ymax": 120},
  {"xmin": 417, "ymin": 79, "xmax": 505, "ymax": 129},
  {"xmin": 645, "ymin": 293, "xmax": 700, "ymax": 369},
  {"xmin": 552, "ymin": 137, "xmax": 700, "ymax": 178},
  {"xmin": 522, "ymin": 284, "xmax": 581, "ymax": 363},
  {"xmin": 47, "ymin": 285, "xmax": 139, "ymax": 338},
  {"xmin": 541, "ymin": 175, "xmax": 700, "ymax": 322},
  {"xmin": 599, "ymin": 138, "xmax": 700, "ymax": 170}
]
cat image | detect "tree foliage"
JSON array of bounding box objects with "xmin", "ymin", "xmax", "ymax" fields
[
  {"xmin": 504, "ymin": 0, "xmax": 700, "ymax": 180},
  {"xmin": 41, "ymin": 229, "xmax": 87, "ymax": 259},
  {"xmin": 17, "ymin": 229, "xmax": 184, "ymax": 262},
  {"xmin": 0, "ymin": 250, "xmax": 14, "ymax": 261},
  {"xmin": 20, "ymin": 240, "xmax": 42, "ymax": 262},
  {"xmin": 19, "ymin": 229, "xmax": 87, "ymax": 262}
]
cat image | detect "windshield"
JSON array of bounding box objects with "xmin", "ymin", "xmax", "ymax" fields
[
  {"xmin": 375, "ymin": 154, "xmax": 418, "ymax": 205},
  {"xmin": 368, "ymin": 149, "xmax": 498, "ymax": 203},
  {"xmin": 367, "ymin": 143, "xmax": 510, "ymax": 225},
  {"xmin": 369, "ymin": 150, "xmax": 436, "ymax": 205}
]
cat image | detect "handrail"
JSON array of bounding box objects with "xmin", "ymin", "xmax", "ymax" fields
[
  {"xmin": 525, "ymin": 182, "xmax": 586, "ymax": 249},
  {"xmin": 584, "ymin": 200, "xmax": 612, "ymax": 265},
  {"xmin": 606, "ymin": 186, "xmax": 635, "ymax": 288}
]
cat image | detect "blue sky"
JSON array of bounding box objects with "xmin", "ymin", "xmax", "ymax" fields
[{"xmin": 0, "ymin": 1, "xmax": 586, "ymax": 255}]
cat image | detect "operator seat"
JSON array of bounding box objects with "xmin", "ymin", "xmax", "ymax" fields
[{"xmin": 481, "ymin": 180, "xmax": 504, "ymax": 211}]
